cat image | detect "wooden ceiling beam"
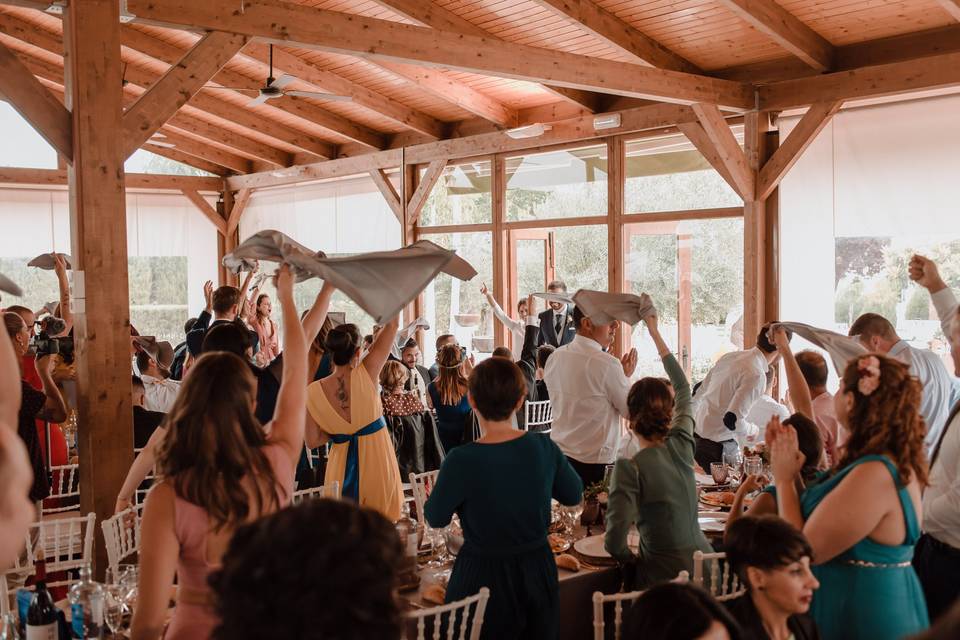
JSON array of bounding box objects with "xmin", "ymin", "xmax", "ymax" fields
[
  {"xmin": 122, "ymin": 30, "xmax": 248, "ymax": 157},
  {"xmin": 715, "ymin": 0, "xmax": 834, "ymax": 72},
  {"xmin": 676, "ymin": 121, "xmax": 741, "ymax": 197},
  {"xmin": 125, "ymin": 0, "xmax": 754, "ymax": 110},
  {"xmin": 226, "ymin": 187, "xmax": 252, "ymax": 235},
  {"xmin": 0, "ymin": 166, "xmax": 223, "ymax": 191},
  {"xmin": 759, "ymin": 50, "xmax": 960, "ymax": 110},
  {"xmin": 151, "ymin": 129, "xmax": 252, "ymax": 174},
  {"xmin": 368, "ymin": 168, "xmax": 403, "ymax": 223},
  {"xmin": 0, "ymin": 37, "xmax": 71, "ymax": 160},
  {"xmin": 180, "ymin": 188, "xmax": 227, "ymax": 234},
  {"xmin": 689, "ymin": 104, "xmax": 753, "ymax": 200},
  {"xmin": 406, "ymin": 159, "xmax": 445, "ymax": 225},
  {"xmin": 529, "ymin": 0, "xmax": 701, "ymax": 73},
  {"xmin": 142, "ymin": 142, "xmax": 230, "ymax": 176},
  {"xmin": 936, "ymin": 0, "xmax": 960, "ymax": 21}
]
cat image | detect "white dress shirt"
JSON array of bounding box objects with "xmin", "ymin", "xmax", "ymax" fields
[
  {"xmin": 543, "ymin": 334, "xmax": 631, "ymax": 464},
  {"xmin": 745, "ymin": 395, "xmax": 790, "ymax": 443},
  {"xmin": 141, "ymin": 373, "xmax": 181, "ymax": 414},
  {"xmin": 693, "ymin": 347, "xmax": 769, "ymax": 443},
  {"xmin": 486, "ymin": 296, "xmax": 524, "ymax": 360},
  {"xmin": 924, "ymin": 287, "xmax": 960, "ymax": 548}
]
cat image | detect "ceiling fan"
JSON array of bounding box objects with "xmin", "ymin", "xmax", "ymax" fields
[{"xmin": 205, "ymin": 44, "xmax": 351, "ymax": 106}]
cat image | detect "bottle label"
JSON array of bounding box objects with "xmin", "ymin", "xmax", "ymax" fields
[
  {"xmin": 25, "ymin": 622, "xmax": 57, "ymax": 640},
  {"xmin": 70, "ymin": 604, "xmax": 83, "ymax": 638}
]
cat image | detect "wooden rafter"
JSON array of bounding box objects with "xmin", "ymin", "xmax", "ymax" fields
[
  {"xmin": 180, "ymin": 188, "xmax": 227, "ymax": 234},
  {"xmin": 372, "ymin": 0, "xmax": 602, "ymax": 112},
  {"xmin": 937, "ymin": 0, "xmax": 960, "ymax": 21},
  {"xmin": 689, "ymin": 104, "xmax": 753, "ymax": 200},
  {"xmin": 152, "ymin": 129, "xmax": 251, "ymax": 173},
  {"xmin": 226, "ymin": 187, "xmax": 252, "ymax": 235},
  {"xmin": 406, "ymin": 159, "xmax": 446, "ymax": 225},
  {"xmin": 676, "ymin": 121, "xmax": 741, "ymax": 198},
  {"xmin": 0, "ymin": 38, "xmax": 71, "ymax": 159},
  {"xmin": 715, "ymin": 0, "xmax": 834, "ymax": 72},
  {"xmin": 529, "ymin": 0, "xmax": 701, "ymax": 73},
  {"xmin": 0, "ymin": 166, "xmax": 223, "ymax": 190},
  {"xmin": 164, "ymin": 112, "xmax": 291, "ymax": 167},
  {"xmin": 125, "ymin": 0, "xmax": 754, "ymax": 110},
  {"xmin": 369, "ymin": 168, "xmax": 403, "ymax": 223},
  {"xmin": 122, "ymin": 30, "xmax": 248, "ymax": 157},
  {"xmin": 757, "ymin": 101, "xmax": 842, "ymax": 200},
  {"xmin": 143, "ymin": 142, "xmax": 229, "ymax": 176}
]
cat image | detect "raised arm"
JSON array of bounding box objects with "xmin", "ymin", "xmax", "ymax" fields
[
  {"xmin": 237, "ymin": 264, "xmax": 257, "ymax": 319},
  {"xmin": 481, "ymin": 282, "xmax": 522, "ymax": 334},
  {"xmin": 301, "ymin": 282, "xmax": 335, "ymax": 344},
  {"xmin": 53, "ymin": 253, "xmax": 72, "ymax": 335},
  {"xmin": 645, "ymin": 313, "xmax": 690, "ymax": 410},
  {"xmin": 34, "ymin": 354, "xmax": 67, "ymax": 423},
  {"xmin": 266, "ymin": 265, "xmax": 306, "ymax": 464},
  {"xmin": 362, "ymin": 315, "xmax": 399, "ymax": 380},
  {"xmin": 910, "ymin": 255, "xmax": 958, "ymax": 340},
  {"xmin": 774, "ymin": 327, "xmax": 812, "ymax": 419}
]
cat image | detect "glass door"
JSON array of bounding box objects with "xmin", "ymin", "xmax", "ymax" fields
[{"xmin": 506, "ymin": 229, "xmax": 556, "ymax": 350}]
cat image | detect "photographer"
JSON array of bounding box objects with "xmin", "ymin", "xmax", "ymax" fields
[{"xmin": 3, "ymin": 312, "xmax": 68, "ymax": 504}]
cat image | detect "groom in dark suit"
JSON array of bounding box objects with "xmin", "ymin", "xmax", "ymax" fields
[{"xmin": 538, "ymin": 279, "xmax": 576, "ymax": 348}]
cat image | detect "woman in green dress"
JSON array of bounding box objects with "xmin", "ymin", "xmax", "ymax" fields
[
  {"xmin": 424, "ymin": 357, "xmax": 582, "ymax": 640},
  {"xmin": 605, "ymin": 312, "xmax": 713, "ymax": 588},
  {"xmin": 770, "ymin": 353, "xmax": 929, "ymax": 640}
]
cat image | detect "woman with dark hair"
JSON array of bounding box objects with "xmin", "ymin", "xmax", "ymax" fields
[
  {"xmin": 425, "ymin": 357, "xmax": 582, "ymax": 639},
  {"xmin": 304, "ymin": 314, "xmax": 403, "ymax": 521},
  {"xmin": 605, "ymin": 312, "xmax": 713, "ymax": 588},
  {"xmin": 623, "ymin": 582, "xmax": 742, "ymax": 639},
  {"xmin": 724, "ymin": 516, "xmax": 821, "ymax": 640},
  {"xmin": 210, "ymin": 499, "xmax": 404, "ymax": 640},
  {"xmin": 427, "ymin": 343, "xmax": 472, "ymax": 452},
  {"xmin": 131, "ymin": 265, "xmax": 308, "ymax": 640},
  {"xmin": 770, "ymin": 352, "xmax": 929, "ymax": 639}
]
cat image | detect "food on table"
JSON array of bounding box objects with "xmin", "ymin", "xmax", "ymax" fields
[
  {"xmin": 548, "ymin": 533, "xmax": 569, "ymax": 553},
  {"xmin": 423, "ymin": 584, "xmax": 446, "ymax": 605},
  {"xmin": 555, "ymin": 554, "xmax": 580, "ymax": 572}
]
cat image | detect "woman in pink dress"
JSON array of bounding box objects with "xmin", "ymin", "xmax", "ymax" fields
[
  {"xmin": 131, "ymin": 265, "xmax": 323, "ymax": 640},
  {"xmin": 248, "ymin": 293, "xmax": 279, "ymax": 363}
]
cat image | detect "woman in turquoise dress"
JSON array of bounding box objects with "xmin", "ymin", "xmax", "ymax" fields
[
  {"xmin": 770, "ymin": 352, "xmax": 929, "ymax": 640},
  {"xmin": 424, "ymin": 357, "xmax": 582, "ymax": 639}
]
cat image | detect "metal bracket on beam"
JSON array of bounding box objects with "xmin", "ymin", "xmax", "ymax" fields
[
  {"xmin": 43, "ymin": 1, "xmax": 67, "ymax": 16},
  {"xmin": 119, "ymin": 0, "xmax": 136, "ymax": 23}
]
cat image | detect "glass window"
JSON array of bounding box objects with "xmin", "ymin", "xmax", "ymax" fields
[
  {"xmin": 506, "ymin": 145, "xmax": 607, "ymax": 221},
  {"xmin": 419, "ymin": 232, "xmax": 492, "ymax": 363},
  {"xmin": 625, "ymin": 134, "xmax": 742, "ymax": 213},
  {"xmin": 419, "ymin": 161, "xmax": 492, "ymax": 227},
  {"xmin": 0, "ymin": 103, "xmax": 57, "ymax": 169},
  {"xmin": 128, "ymin": 256, "xmax": 189, "ymax": 344},
  {"xmin": 625, "ymin": 218, "xmax": 744, "ymax": 381}
]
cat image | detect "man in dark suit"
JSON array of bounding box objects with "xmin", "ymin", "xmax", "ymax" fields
[
  {"xmin": 538, "ymin": 279, "xmax": 576, "ymax": 348},
  {"xmin": 185, "ymin": 283, "xmax": 259, "ymax": 358}
]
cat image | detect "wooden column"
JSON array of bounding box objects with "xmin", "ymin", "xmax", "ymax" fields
[
  {"xmin": 606, "ymin": 136, "xmax": 627, "ymax": 357},
  {"xmin": 491, "ymin": 154, "xmax": 508, "ymax": 349},
  {"xmin": 64, "ymin": 0, "xmax": 132, "ymax": 578},
  {"xmin": 742, "ymin": 112, "xmax": 773, "ymax": 348},
  {"xmin": 218, "ymin": 189, "xmax": 233, "ymax": 287},
  {"xmin": 402, "ymin": 163, "xmax": 421, "ymax": 326},
  {"xmin": 763, "ymin": 129, "xmax": 781, "ymax": 324}
]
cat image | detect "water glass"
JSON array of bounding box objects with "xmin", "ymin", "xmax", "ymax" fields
[
  {"xmin": 103, "ymin": 584, "xmax": 126, "ymax": 635},
  {"xmin": 710, "ymin": 462, "xmax": 728, "ymax": 485},
  {"xmin": 723, "ymin": 450, "xmax": 743, "ymax": 485},
  {"xmin": 744, "ymin": 456, "xmax": 764, "ymax": 479}
]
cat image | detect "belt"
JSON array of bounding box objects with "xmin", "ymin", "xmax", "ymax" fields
[
  {"xmin": 329, "ymin": 416, "xmax": 386, "ymax": 502},
  {"xmin": 459, "ymin": 538, "xmax": 549, "ymax": 559}
]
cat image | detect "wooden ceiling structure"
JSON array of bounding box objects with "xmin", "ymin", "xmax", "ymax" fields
[{"xmin": 1, "ymin": 0, "xmax": 959, "ymax": 573}]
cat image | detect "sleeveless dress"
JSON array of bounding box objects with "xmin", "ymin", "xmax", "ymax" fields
[
  {"xmin": 801, "ymin": 455, "xmax": 928, "ymax": 640},
  {"xmin": 165, "ymin": 444, "xmax": 295, "ymax": 640},
  {"xmin": 306, "ymin": 366, "xmax": 403, "ymax": 521}
]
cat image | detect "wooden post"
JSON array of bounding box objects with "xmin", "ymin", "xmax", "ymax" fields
[
  {"xmin": 742, "ymin": 111, "xmax": 772, "ymax": 348},
  {"xmin": 491, "ymin": 154, "xmax": 507, "ymax": 349},
  {"xmin": 606, "ymin": 136, "xmax": 626, "ymax": 357},
  {"xmin": 218, "ymin": 189, "xmax": 233, "ymax": 287},
  {"xmin": 63, "ymin": 0, "xmax": 132, "ymax": 578},
  {"xmin": 763, "ymin": 129, "xmax": 781, "ymax": 324}
]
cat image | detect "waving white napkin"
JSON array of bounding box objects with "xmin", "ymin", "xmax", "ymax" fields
[
  {"xmin": 28, "ymin": 252, "xmax": 72, "ymax": 270},
  {"xmin": 768, "ymin": 321, "xmax": 867, "ymax": 375},
  {"xmin": 573, "ymin": 290, "xmax": 657, "ymax": 326},
  {"xmin": 0, "ymin": 273, "xmax": 23, "ymax": 297}
]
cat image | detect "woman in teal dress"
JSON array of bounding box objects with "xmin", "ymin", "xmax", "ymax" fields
[
  {"xmin": 424, "ymin": 357, "xmax": 582, "ymax": 640},
  {"xmin": 770, "ymin": 352, "xmax": 929, "ymax": 640},
  {"xmin": 605, "ymin": 313, "xmax": 713, "ymax": 588}
]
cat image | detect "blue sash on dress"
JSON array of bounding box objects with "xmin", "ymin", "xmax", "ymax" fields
[{"xmin": 329, "ymin": 416, "xmax": 386, "ymax": 501}]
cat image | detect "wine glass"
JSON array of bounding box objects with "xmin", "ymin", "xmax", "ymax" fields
[
  {"xmin": 723, "ymin": 449, "xmax": 743, "ymax": 486},
  {"xmin": 561, "ymin": 502, "xmax": 584, "ymax": 541},
  {"xmin": 103, "ymin": 584, "xmax": 126, "ymax": 635},
  {"xmin": 710, "ymin": 462, "xmax": 728, "ymax": 485}
]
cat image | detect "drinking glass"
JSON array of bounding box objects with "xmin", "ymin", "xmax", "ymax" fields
[
  {"xmin": 723, "ymin": 449, "xmax": 743, "ymax": 485},
  {"xmin": 103, "ymin": 584, "xmax": 126, "ymax": 635},
  {"xmin": 710, "ymin": 462, "xmax": 728, "ymax": 485},
  {"xmin": 561, "ymin": 501, "xmax": 584, "ymax": 541},
  {"xmin": 744, "ymin": 456, "xmax": 763, "ymax": 479},
  {"xmin": 603, "ymin": 464, "xmax": 615, "ymax": 488}
]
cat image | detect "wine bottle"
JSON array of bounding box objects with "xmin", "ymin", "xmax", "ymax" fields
[
  {"xmin": 25, "ymin": 582, "xmax": 57, "ymax": 640},
  {"xmin": 67, "ymin": 565, "xmax": 103, "ymax": 640}
]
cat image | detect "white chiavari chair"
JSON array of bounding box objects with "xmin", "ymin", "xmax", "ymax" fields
[
  {"xmin": 133, "ymin": 447, "xmax": 157, "ymax": 506},
  {"xmin": 409, "ymin": 470, "xmax": 439, "ymax": 523},
  {"xmin": 524, "ymin": 400, "xmax": 553, "ymax": 434},
  {"xmin": 41, "ymin": 463, "xmax": 80, "ymax": 516},
  {"xmin": 591, "ymin": 571, "xmax": 689, "ymax": 640},
  {"xmin": 291, "ymin": 481, "xmax": 341, "ymax": 504},
  {"xmin": 403, "ymin": 587, "xmax": 490, "ymax": 640},
  {"xmin": 101, "ymin": 504, "xmax": 145, "ymax": 578},
  {"xmin": 693, "ymin": 551, "xmax": 745, "ymax": 601}
]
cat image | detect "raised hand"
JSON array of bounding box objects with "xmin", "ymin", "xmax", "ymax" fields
[
  {"xmin": 526, "ymin": 293, "xmax": 537, "ymax": 316},
  {"xmin": 908, "ymin": 254, "xmax": 947, "ymax": 293},
  {"xmin": 53, "ymin": 253, "xmax": 68, "ymax": 278},
  {"xmin": 620, "ymin": 348, "xmax": 638, "ymax": 377},
  {"xmin": 203, "ymin": 280, "xmax": 214, "ymax": 310},
  {"xmin": 770, "ymin": 424, "xmax": 804, "ymax": 483},
  {"xmin": 479, "ymin": 282, "xmax": 490, "ymax": 297},
  {"xmin": 772, "ymin": 326, "xmax": 791, "ymax": 353},
  {"xmin": 274, "ymin": 264, "xmax": 294, "ymax": 301},
  {"xmin": 643, "ymin": 311, "xmax": 659, "ymax": 334}
]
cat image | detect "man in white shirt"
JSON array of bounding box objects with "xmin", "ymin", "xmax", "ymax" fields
[
  {"xmin": 848, "ymin": 312, "xmax": 958, "ymax": 454},
  {"xmin": 692, "ymin": 324, "xmax": 788, "ymax": 469},
  {"xmin": 543, "ymin": 304, "xmax": 637, "ymax": 486},
  {"xmin": 135, "ymin": 350, "xmax": 181, "ymax": 414},
  {"xmin": 538, "ymin": 280, "xmax": 576, "ymax": 348},
  {"xmin": 908, "ymin": 255, "xmax": 960, "ymax": 621},
  {"xmin": 480, "ymin": 282, "xmax": 527, "ymax": 360},
  {"xmin": 744, "ymin": 367, "xmax": 790, "ymax": 444}
]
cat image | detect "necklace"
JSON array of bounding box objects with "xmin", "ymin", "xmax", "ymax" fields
[{"xmin": 335, "ymin": 375, "xmax": 350, "ymax": 411}]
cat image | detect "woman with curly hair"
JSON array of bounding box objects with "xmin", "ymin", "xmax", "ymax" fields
[
  {"xmin": 426, "ymin": 343, "xmax": 472, "ymax": 452},
  {"xmin": 209, "ymin": 499, "xmax": 404, "ymax": 640},
  {"xmin": 770, "ymin": 352, "xmax": 929, "ymax": 640},
  {"xmin": 131, "ymin": 265, "xmax": 311, "ymax": 640},
  {"xmin": 604, "ymin": 312, "xmax": 713, "ymax": 588}
]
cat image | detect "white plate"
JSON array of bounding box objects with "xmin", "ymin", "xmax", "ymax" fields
[
  {"xmin": 698, "ymin": 512, "xmax": 728, "ymax": 533},
  {"xmin": 573, "ymin": 532, "xmax": 639, "ymax": 559}
]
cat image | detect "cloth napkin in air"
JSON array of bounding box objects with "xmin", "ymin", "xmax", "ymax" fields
[
  {"xmin": 572, "ymin": 290, "xmax": 657, "ymax": 325},
  {"xmin": 28, "ymin": 252, "xmax": 72, "ymax": 270},
  {"xmin": 531, "ymin": 291, "xmax": 575, "ymax": 306},
  {"xmin": 397, "ymin": 317, "xmax": 430, "ymax": 347},
  {"xmin": 222, "ymin": 230, "xmax": 318, "ymax": 280},
  {"xmin": 768, "ymin": 321, "xmax": 867, "ymax": 374},
  {"xmin": 0, "ymin": 272, "xmax": 22, "ymax": 297}
]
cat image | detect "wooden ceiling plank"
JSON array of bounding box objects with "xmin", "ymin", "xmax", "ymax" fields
[
  {"xmin": 154, "ymin": 128, "xmax": 252, "ymax": 173},
  {"xmin": 936, "ymin": 0, "xmax": 960, "ymax": 22},
  {"xmin": 142, "ymin": 142, "xmax": 230, "ymax": 176},
  {"xmin": 226, "ymin": 188, "xmax": 252, "ymax": 235},
  {"xmin": 122, "ymin": 30, "xmax": 249, "ymax": 157},
  {"xmin": 714, "ymin": 0, "xmax": 834, "ymax": 71},
  {"xmin": 0, "ymin": 38, "xmax": 71, "ymax": 160},
  {"xmin": 757, "ymin": 100, "xmax": 842, "ymax": 200},
  {"xmin": 759, "ymin": 50, "xmax": 960, "ymax": 110},
  {"xmin": 406, "ymin": 159, "xmax": 446, "ymax": 225},
  {"xmin": 124, "ymin": 0, "xmax": 754, "ymax": 110},
  {"xmin": 529, "ymin": 0, "xmax": 701, "ymax": 73},
  {"xmin": 180, "ymin": 188, "xmax": 227, "ymax": 235},
  {"xmin": 368, "ymin": 168, "xmax": 403, "ymax": 223},
  {"xmin": 689, "ymin": 103, "xmax": 753, "ymax": 200}
]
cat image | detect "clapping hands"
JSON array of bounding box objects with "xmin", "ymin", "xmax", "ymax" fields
[
  {"xmin": 620, "ymin": 348, "xmax": 638, "ymax": 377},
  {"xmin": 767, "ymin": 416, "xmax": 804, "ymax": 482}
]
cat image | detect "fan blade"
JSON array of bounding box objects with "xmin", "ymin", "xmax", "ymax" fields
[
  {"xmin": 284, "ymin": 90, "xmax": 352, "ymax": 102},
  {"xmin": 247, "ymin": 92, "xmax": 271, "ymax": 107},
  {"xmin": 270, "ymin": 74, "xmax": 297, "ymax": 90}
]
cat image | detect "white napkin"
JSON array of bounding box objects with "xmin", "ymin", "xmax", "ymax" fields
[
  {"xmin": 28, "ymin": 252, "xmax": 72, "ymax": 270},
  {"xmin": 768, "ymin": 321, "xmax": 867, "ymax": 375},
  {"xmin": 0, "ymin": 273, "xmax": 23, "ymax": 297},
  {"xmin": 573, "ymin": 290, "xmax": 657, "ymax": 326}
]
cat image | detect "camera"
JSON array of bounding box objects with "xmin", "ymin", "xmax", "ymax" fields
[{"xmin": 31, "ymin": 331, "xmax": 75, "ymax": 362}]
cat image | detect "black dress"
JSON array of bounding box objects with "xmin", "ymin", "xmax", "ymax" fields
[{"xmin": 19, "ymin": 380, "xmax": 49, "ymax": 502}]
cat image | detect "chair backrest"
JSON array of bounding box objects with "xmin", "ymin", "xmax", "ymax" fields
[
  {"xmin": 408, "ymin": 470, "xmax": 439, "ymax": 524},
  {"xmin": 101, "ymin": 504, "xmax": 145, "ymax": 577},
  {"xmin": 42, "ymin": 463, "xmax": 81, "ymax": 515},
  {"xmin": 403, "ymin": 587, "xmax": 490, "ymax": 640},
  {"xmin": 291, "ymin": 481, "xmax": 341, "ymax": 504},
  {"xmin": 133, "ymin": 447, "xmax": 157, "ymax": 506},
  {"xmin": 525, "ymin": 400, "xmax": 553, "ymax": 433},
  {"xmin": 591, "ymin": 571, "xmax": 689, "ymax": 640},
  {"xmin": 693, "ymin": 551, "xmax": 745, "ymax": 601}
]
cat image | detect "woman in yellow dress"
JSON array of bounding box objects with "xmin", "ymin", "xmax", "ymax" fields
[{"xmin": 305, "ymin": 314, "xmax": 403, "ymax": 521}]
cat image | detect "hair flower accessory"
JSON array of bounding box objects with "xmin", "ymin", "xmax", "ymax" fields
[{"xmin": 857, "ymin": 355, "xmax": 881, "ymax": 396}]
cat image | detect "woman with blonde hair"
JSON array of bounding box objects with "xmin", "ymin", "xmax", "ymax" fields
[
  {"xmin": 770, "ymin": 353, "xmax": 929, "ymax": 640},
  {"xmin": 427, "ymin": 343, "xmax": 472, "ymax": 453},
  {"xmin": 132, "ymin": 265, "xmax": 312, "ymax": 640}
]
